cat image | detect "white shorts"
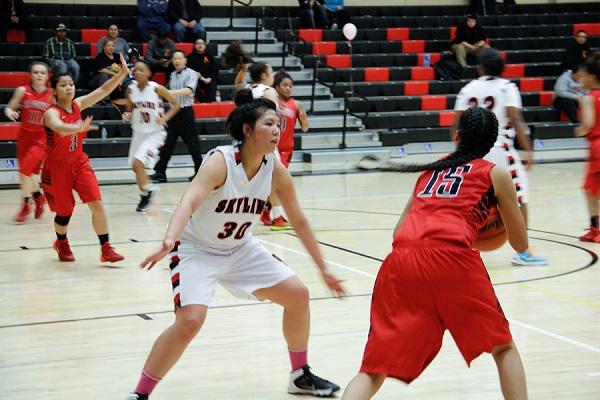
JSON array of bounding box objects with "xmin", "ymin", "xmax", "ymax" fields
[
  {"xmin": 485, "ymin": 145, "xmax": 529, "ymax": 205},
  {"xmin": 128, "ymin": 129, "xmax": 166, "ymax": 169},
  {"xmin": 170, "ymin": 237, "xmax": 296, "ymax": 307}
]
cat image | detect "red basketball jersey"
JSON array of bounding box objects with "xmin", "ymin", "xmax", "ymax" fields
[
  {"xmin": 20, "ymin": 85, "xmax": 53, "ymax": 144},
  {"xmin": 394, "ymin": 158, "xmax": 497, "ymax": 248},
  {"xmin": 278, "ymin": 98, "xmax": 298, "ymax": 152},
  {"xmin": 587, "ymin": 89, "xmax": 600, "ymax": 141},
  {"xmin": 45, "ymin": 101, "xmax": 87, "ymax": 163}
]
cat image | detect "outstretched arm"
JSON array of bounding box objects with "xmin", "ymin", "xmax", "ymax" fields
[
  {"xmin": 3, "ymin": 86, "xmax": 26, "ymax": 121},
  {"xmin": 76, "ymin": 53, "xmax": 128, "ymax": 110},
  {"xmin": 155, "ymin": 84, "xmax": 181, "ymax": 124},
  {"xmin": 44, "ymin": 107, "xmax": 95, "ymax": 137}
]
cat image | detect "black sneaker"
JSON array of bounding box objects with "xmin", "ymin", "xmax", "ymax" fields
[
  {"xmin": 125, "ymin": 394, "xmax": 148, "ymax": 400},
  {"xmin": 288, "ymin": 365, "xmax": 340, "ymax": 397},
  {"xmin": 136, "ymin": 190, "xmax": 155, "ymax": 212},
  {"xmin": 150, "ymin": 173, "xmax": 167, "ymax": 183}
]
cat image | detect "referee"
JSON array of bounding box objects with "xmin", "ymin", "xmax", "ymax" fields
[{"xmin": 151, "ymin": 50, "xmax": 203, "ymax": 182}]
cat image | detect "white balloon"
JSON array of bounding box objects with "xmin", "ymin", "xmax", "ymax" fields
[{"xmin": 342, "ymin": 23, "xmax": 357, "ymax": 41}]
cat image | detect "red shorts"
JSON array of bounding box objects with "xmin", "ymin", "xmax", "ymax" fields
[
  {"xmin": 360, "ymin": 244, "xmax": 512, "ymax": 383},
  {"xmin": 279, "ymin": 149, "xmax": 293, "ymax": 168},
  {"xmin": 41, "ymin": 154, "xmax": 101, "ymax": 216},
  {"xmin": 17, "ymin": 139, "xmax": 46, "ymax": 176}
]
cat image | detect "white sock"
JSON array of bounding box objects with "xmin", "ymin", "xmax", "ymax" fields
[{"xmin": 272, "ymin": 206, "xmax": 284, "ymax": 219}]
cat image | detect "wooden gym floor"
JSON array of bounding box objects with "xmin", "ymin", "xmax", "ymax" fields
[{"xmin": 0, "ymin": 161, "xmax": 599, "ymax": 399}]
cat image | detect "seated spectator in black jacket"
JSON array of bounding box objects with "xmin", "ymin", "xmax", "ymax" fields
[
  {"xmin": 563, "ymin": 31, "xmax": 591, "ymax": 72},
  {"xmin": 451, "ymin": 14, "xmax": 489, "ymax": 67},
  {"xmin": 0, "ymin": 0, "xmax": 29, "ymax": 41},
  {"xmin": 553, "ymin": 66, "xmax": 587, "ymax": 123},
  {"xmin": 145, "ymin": 30, "xmax": 176, "ymax": 73},
  {"xmin": 168, "ymin": 0, "xmax": 205, "ymax": 42},
  {"xmin": 187, "ymin": 38, "xmax": 217, "ymax": 102},
  {"xmin": 298, "ymin": 0, "xmax": 327, "ymax": 29},
  {"xmin": 89, "ymin": 39, "xmax": 123, "ymax": 99}
]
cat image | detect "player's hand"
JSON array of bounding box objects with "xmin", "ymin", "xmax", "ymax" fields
[
  {"xmin": 118, "ymin": 52, "xmax": 128, "ymax": 76},
  {"xmin": 80, "ymin": 116, "xmax": 94, "ymax": 132},
  {"xmin": 155, "ymin": 115, "xmax": 166, "ymax": 126},
  {"xmin": 4, "ymin": 108, "xmax": 19, "ymax": 122},
  {"xmin": 140, "ymin": 239, "xmax": 176, "ymax": 270},
  {"xmin": 122, "ymin": 111, "xmax": 132, "ymax": 122},
  {"xmin": 320, "ymin": 268, "xmax": 346, "ymax": 298}
]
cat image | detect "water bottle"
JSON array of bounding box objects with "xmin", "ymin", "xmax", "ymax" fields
[
  {"xmin": 423, "ymin": 53, "xmax": 431, "ymax": 67},
  {"xmin": 101, "ymin": 126, "xmax": 108, "ymax": 140},
  {"xmin": 215, "ymin": 91, "xmax": 221, "ymax": 103}
]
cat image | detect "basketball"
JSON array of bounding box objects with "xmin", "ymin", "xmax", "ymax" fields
[{"xmin": 473, "ymin": 208, "xmax": 507, "ymax": 251}]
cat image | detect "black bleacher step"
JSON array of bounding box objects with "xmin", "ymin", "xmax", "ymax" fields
[
  {"xmin": 379, "ymin": 128, "xmax": 450, "ymax": 146},
  {"xmin": 530, "ymin": 122, "xmax": 576, "ymax": 140}
]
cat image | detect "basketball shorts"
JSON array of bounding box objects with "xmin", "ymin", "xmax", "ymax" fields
[
  {"xmin": 128, "ymin": 129, "xmax": 166, "ymax": 169},
  {"xmin": 584, "ymin": 140, "xmax": 600, "ymax": 196},
  {"xmin": 170, "ymin": 237, "xmax": 296, "ymax": 308},
  {"xmin": 17, "ymin": 139, "xmax": 46, "ymax": 176},
  {"xmin": 360, "ymin": 245, "xmax": 512, "ymax": 383},
  {"xmin": 41, "ymin": 155, "xmax": 101, "ymax": 216},
  {"xmin": 485, "ymin": 144, "xmax": 529, "ymax": 205}
]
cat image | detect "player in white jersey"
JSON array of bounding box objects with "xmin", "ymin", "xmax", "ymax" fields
[
  {"xmin": 125, "ymin": 90, "xmax": 345, "ymax": 400},
  {"xmin": 454, "ymin": 47, "xmax": 547, "ymax": 266},
  {"xmin": 123, "ymin": 61, "xmax": 180, "ymax": 212}
]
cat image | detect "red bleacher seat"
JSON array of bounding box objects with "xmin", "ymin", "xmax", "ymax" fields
[
  {"xmin": 502, "ymin": 64, "xmax": 525, "ymax": 78},
  {"xmin": 142, "ymin": 43, "xmax": 148, "ymax": 55},
  {"xmin": 417, "ymin": 53, "xmax": 441, "ymax": 67},
  {"xmin": 411, "ymin": 67, "xmax": 435, "ymax": 81},
  {"xmin": 152, "ymin": 72, "xmax": 166, "ymax": 85},
  {"xmin": 0, "ymin": 123, "xmax": 20, "ymax": 141},
  {"xmin": 194, "ymin": 102, "xmax": 236, "ymax": 118},
  {"xmin": 7, "ymin": 29, "xmax": 26, "ymax": 43},
  {"xmin": 402, "ymin": 40, "xmax": 425, "ymax": 54},
  {"xmin": 90, "ymin": 43, "xmax": 98, "ymax": 57},
  {"xmin": 312, "ymin": 42, "xmax": 337, "ymax": 55},
  {"xmin": 438, "ymin": 111, "xmax": 455, "ymax": 127},
  {"xmin": 217, "ymin": 102, "xmax": 236, "ymax": 117},
  {"xmin": 364, "ymin": 67, "xmax": 390, "ymax": 82},
  {"xmin": 421, "ymin": 95, "xmax": 447, "ymax": 111},
  {"xmin": 387, "ymin": 28, "xmax": 410, "ymax": 41},
  {"xmin": 539, "ymin": 91, "xmax": 554, "ymax": 107},
  {"xmin": 299, "ymin": 29, "xmax": 323, "ymax": 42},
  {"xmin": 175, "ymin": 43, "xmax": 193, "ymax": 54},
  {"xmin": 500, "ymin": 51, "xmax": 507, "ymax": 61},
  {"xmin": 81, "ymin": 29, "xmax": 106, "ymax": 44},
  {"xmin": 520, "ymin": 77, "xmax": 544, "ymax": 92},
  {"xmin": 0, "ymin": 72, "xmax": 30, "ymax": 88},
  {"xmin": 450, "ymin": 27, "xmax": 456, "ymax": 41},
  {"xmin": 326, "ymin": 54, "xmax": 351, "ymax": 68},
  {"xmin": 404, "ymin": 81, "xmax": 429, "ymax": 95},
  {"xmin": 573, "ymin": 23, "xmax": 600, "ymax": 36}
]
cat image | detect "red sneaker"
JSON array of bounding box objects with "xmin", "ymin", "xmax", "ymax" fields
[
  {"xmin": 53, "ymin": 239, "xmax": 75, "ymax": 262},
  {"xmin": 270, "ymin": 216, "xmax": 292, "ymax": 231},
  {"xmin": 100, "ymin": 242, "xmax": 124, "ymax": 263},
  {"xmin": 34, "ymin": 193, "xmax": 46, "ymax": 219},
  {"xmin": 579, "ymin": 226, "xmax": 600, "ymax": 242},
  {"xmin": 260, "ymin": 209, "xmax": 273, "ymax": 226}
]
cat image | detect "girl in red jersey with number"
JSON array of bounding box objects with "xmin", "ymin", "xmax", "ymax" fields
[
  {"xmin": 42, "ymin": 53, "xmax": 128, "ymax": 263},
  {"xmin": 274, "ymin": 70, "xmax": 309, "ymax": 168},
  {"xmin": 343, "ymin": 108, "xmax": 530, "ymax": 400},
  {"xmin": 4, "ymin": 61, "xmax": 53, "ymax": 224},
  {"xmin": 575, "ymin": 52, "xmax": 600, "ymax": 242}
]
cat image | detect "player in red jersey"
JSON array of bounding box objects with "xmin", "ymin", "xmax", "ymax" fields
[
  {"xmin": 274, "ymin": 70, "xmax": 309, "ymax": 168},
  {"xmin": 4, "ymin": 61, "xmax": 53, "ymax": 224},
  {"xmin": 343, "ymin": 108, "xmax": 530, "ymax": 400},
  {"xmin": 42, "ymin": 53, "xmax": 128, "ymax": 263},
  {"xmin": 575, "ymin": 52, "xmax": 600, "ymax": 242}
]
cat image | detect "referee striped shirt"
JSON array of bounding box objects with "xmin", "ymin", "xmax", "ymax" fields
[{"xmin": 169, "ymin": 67, "xmax": 198, "ymax": 108}]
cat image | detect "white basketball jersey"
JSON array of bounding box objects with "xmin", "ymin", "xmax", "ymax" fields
[
  {"xmin": 251, "ymin": 83, "xmax": 272, "ymax": 99},
  {"xmin": 454, "ymin": 76, "xmax": 522, "ymax": 147},
  {"xmin": 181, "ymin": 145, "xmax": 275, "ymax": 249},
  {"xmin": 129, "ymin": 81, "xmax": 165, "ymax": 133}
]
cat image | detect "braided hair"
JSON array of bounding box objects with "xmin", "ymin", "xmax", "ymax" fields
[
  {"xmin": 222, "ymin": 40, "xmax": 254, "ymax": 69},
  {"xmin": 394, "ymin": 107, "xmax": 498, "ymax": 172},
  {"xmin": 226, "ymin": 88, "xmax": 277, "ymax": 142}
]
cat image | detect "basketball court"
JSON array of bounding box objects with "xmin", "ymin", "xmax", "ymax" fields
[{"xmin": 1, "ymin": 160, "xmax": 599, "ymax": 399}]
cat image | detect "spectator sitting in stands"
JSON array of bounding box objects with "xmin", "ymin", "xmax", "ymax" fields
[
  {"xmin": 97, "ymin": 24, "xmax": 130, "ymax": 61},
  {"xmin": 145, "ymin": 30, "xmax": 176, "ymax": 73},
  {"xmin": 323, "ymin": 0, "xmax": 350, "ymax": 30},
  {"xmin": 451, "ymin": 14, "xmax": 489, "ymax": 67},
  {"xmin": 187, "ymin": 38, "xmax": 217, "ymax": 102},
  {"xmin": 89, "ymin": 39, "xmax": 123, "ymax": 102},
  {"xmin": 137, "ymin": 0, "xmax": 171, "ymax": 42},
  {"xmin": 553, "ymin": 66, "xmax": 587, "ymax": 124},
  {"xmin": 0, "ymin": 0, "xmax": 30, "ymax": 41},
  {"xmin": 43, "ymin": 24, "xmax": 80, "ymax": 84},
  {"xmin": 563, "ymin": 30, "xmax": 590, "ymax": 72},
  {"xmin": 167, "ymin": 0, "xmax": 205, "ymax": 43},
  {"xmin": 298, "ymin": 0, "xmax": 327, "ymax": 29}
]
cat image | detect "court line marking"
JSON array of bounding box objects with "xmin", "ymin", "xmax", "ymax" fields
[{"xmin": 258, "ymin": 238, "xmax": 600, "ymax": 356}]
